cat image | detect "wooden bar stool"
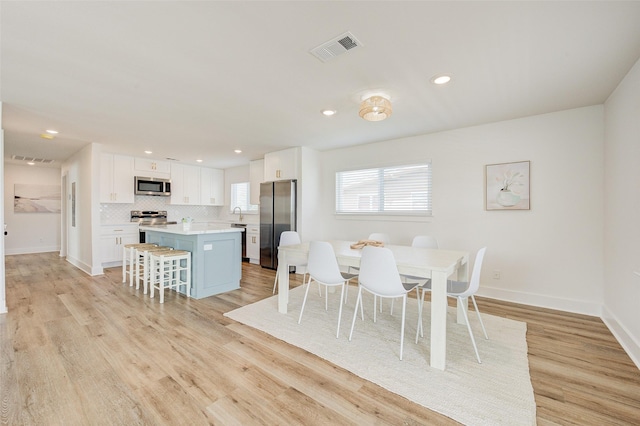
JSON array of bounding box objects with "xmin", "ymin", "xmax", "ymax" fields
[
  {"xmin": 136, "ymin": 245, "xmax": 174, "ymax": 293},
  {"xmin": 122, "ymin": 243, "xmax": 157, "ymax": 286},
  {"xmin": 149, "ymin": 250, "xmax": 191, "ymax": 303}
]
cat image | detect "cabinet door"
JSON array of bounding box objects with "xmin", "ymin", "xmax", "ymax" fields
[
  {"xmin": 246, "ymin": 227, "xmax": 260, "ymax": 263},
  {"xmin": 171, "ymin": 164, "xmax": 201, "ymax": 205},
  {"xmin": 134, "ymin": 158, "xmax": 171, "ymax": 177},
  {"xmin": 100, "ymin": 154, "xmax": 115, "ymax": 203},
  {"xmin": 264, "ymin": 147, "xmax": 299, "ymax": 181},
  {"xmin": 183, "ymin": 165, "xmax": 201, "ymax": 205},
  {"xmin": 101, "ymin": 225, "xmax": 139, "ymax": 264},
  {"xmin": 112, "ymin": 155, "xmax": 135, "ymax": 203},
  {"xmin": 100, "ymin": 154, "xmax": 134, "ymax": 203},
  {"xmin": 249, "ymin": 159, "xmax": 264, "ymax": 205},
  {"xmin": 200, "ymin": 167, "xmax": 224, "ymax": 206}
]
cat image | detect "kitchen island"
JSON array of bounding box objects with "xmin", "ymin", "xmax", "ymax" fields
[{"xmin": 139, "ymin": 223, "xmax": 243, "ymax": 299}]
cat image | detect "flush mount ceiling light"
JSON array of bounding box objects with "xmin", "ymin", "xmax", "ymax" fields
[
  {"xmin": 144, "ymin": 150, "xmax": 153, "ymax": 154},
  {"xmin": 321, "ymin": 109, "xmax": 337, "ymax": 116},
  {"xmin": 234, "ymin": 149, "xmax": 242, "ymax": 154},
  {"xmin": 359, "ymin": 94, "xmax": 392, "ymax": 122},
  {"xmin": 431, "ymin": 74, "xmax": 452, "ymax": 85}
]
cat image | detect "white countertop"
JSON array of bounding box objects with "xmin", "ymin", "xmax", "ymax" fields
[{"xmin": 139, "ymin": 223, "xmax": 245, "ymax": 236}]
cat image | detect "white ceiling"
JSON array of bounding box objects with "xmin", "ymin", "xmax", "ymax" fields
[{"xmin": 2, "ymin": 1, "xmax": 640, "ymax": 170}]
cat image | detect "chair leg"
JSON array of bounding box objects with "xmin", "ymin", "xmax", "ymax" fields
[
  {"xmin": 471, "ymin": 295, "xmax": 488, "ymax": 339},
  {"xmin": 297, "ymin": 276, "xmax": 313, "ymax": 324},
  {"xmin": 400, "ymin": 294, "xmax": 407, "ymax": 361},
  {"xmin": 336, "ymin": 284, "xmax": 345, "ymax": 338},
  {"xmin": 416, "ymin": 288, "xmax": 426, "ymax": 344},
  {"xmin": 272, "ymin": 272, "xmax": 278, "ymax": 294},
  {"xmin": 459, "ymin": 296, "xmax": 482, "ymax": 363},
  {"xmin": 349, "ymin": 287, "xmax": 363, "ymax": 342}
]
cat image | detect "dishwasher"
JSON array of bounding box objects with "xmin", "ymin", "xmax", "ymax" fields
[{"xmin": 231, "ymin": 223, "xmax": 247, "ymax": 260}]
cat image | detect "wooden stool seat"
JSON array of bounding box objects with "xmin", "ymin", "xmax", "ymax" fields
[
  {"xmin": 122, "ymin": 243, "xmax": 157, "ymax": 286},
  {"xmin": 149, "ymin": 250, "xmax": 191, "ymax": 303}
]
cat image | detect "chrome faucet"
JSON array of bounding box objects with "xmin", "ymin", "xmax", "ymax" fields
[{"xmin": 233, "ymin": 206, "xmax": 244, "ymax": 222}]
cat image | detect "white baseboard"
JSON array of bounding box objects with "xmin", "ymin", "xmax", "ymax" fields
[
  {"xmin": 65, "ymin": 256, "xmax": 104, "ymax": 276},
  {"xmin": 5, "ymin": 246, "xmax": 61, "ymax": 255},
  {"xmin": 479, "ymin": 286, "xmax": 602, "ymax": 317},
  {"xmin": 601, "ymin": 305, "xmax": 640, "ymax": 370}
]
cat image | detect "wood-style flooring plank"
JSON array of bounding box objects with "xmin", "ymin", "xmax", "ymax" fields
[{"xmin": 1, "ymin": 253, "xmax": 639, "ymax": 425}]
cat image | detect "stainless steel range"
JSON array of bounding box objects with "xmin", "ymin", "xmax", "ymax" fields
[{"xmin": 131, "ymin": 210, "xmax": 177, "ymax": 242}]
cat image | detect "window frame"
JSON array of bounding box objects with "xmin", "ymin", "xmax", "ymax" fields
[{"xmin": 335, "ymin": 162, "xmax": 432, "ymax": 217}]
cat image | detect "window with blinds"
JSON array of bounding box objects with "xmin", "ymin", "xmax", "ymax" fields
[
  {"xmin": 335, "ymin": 163, "xmax": 432, "ymax": 215},
  {"xmin": 230, "ymin": 182, "xmax": 258, "ymax": 213}
]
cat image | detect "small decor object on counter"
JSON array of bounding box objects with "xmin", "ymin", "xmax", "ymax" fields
[
  {"xmin": 350, "ymin": 239, "xmax": 385, "ymax": 249},
  {"xmin": 485, "ymin": 160, "xmax": 530, "ymax": 210},
  {"xmin": 182, "ymin": 217, "xmax": 193, "ymax": 230}
]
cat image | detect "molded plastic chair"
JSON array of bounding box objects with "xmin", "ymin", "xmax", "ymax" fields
[
  {"xmin": 298, "ymin": 241, "xmax": 358, "ymax": 338},
  {"xmin": 349, "ymin": 246, "xmax": 420, "ymax": 360},
  {"xmin": 417, "ymin": 247, "xmax": 488, "ymax": 363},
  {"xmin": 273, "ymin": 231, "xmax": 308, "ymax": 294},
  {"xmin": 350, "ymin": 233, "xmax": 391, "ymax": 310}
]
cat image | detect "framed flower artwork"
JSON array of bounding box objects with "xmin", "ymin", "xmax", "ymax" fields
[{"xmin": 485, "ymin": 161, "xmax": 530, "ymax": 210}]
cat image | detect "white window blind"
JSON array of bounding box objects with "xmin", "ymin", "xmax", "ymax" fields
[
  {"xmin": 335, "ymin": 163, "xmax": 432, "ymax": 215},
  {"xmin": 230, "ymin": 182, "xmax": 258, "ymax": 213}
]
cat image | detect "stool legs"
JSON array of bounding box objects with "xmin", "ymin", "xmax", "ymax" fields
[{"xmin": 149, "ymin": 251, "xmax": 191, "ymax": 303}]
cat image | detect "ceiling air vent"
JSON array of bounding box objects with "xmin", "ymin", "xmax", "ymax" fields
[
  {"xmin": 12, "ymin": 155, "xmax": 55, "ymax": 164},
  {"xmin": 309, "ymin": 31, "xmax": 362, "ymax": 63}
]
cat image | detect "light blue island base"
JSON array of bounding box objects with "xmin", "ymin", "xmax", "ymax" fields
[{"xmin": 140, "ymin": 224, "xmax": 243, "ymax": 300}]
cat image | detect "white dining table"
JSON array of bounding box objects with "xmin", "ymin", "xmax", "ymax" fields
[{"xmin": 276, "ymin": 240, "xmax": 469, "ymax": 371}]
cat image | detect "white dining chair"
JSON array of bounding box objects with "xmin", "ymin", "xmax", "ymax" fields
[
  {"xmin": 273, "ymin": 231, "xmax": 308, "ymax": 294},
  {"xmin": 350, "ymin": 233, "xmax": 391, "ymax": 311},
  {"xmin": 416, "ymin": 247, "xmax": 488, "ymax": 363},
  {"xmin": 349, "ymin": 246, "xmax": 420, "ymax": 360},
  {"xmin": 298, "ymin": 241, "xmax": 358, "ymax": 338}
]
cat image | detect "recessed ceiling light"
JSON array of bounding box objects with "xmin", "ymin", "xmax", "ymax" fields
[
  {"xmin": 45, "ymin": 129, "xmax": 58, "ymax": 134},
  {"xmin": 144, "ymin": 150, "xmax": 153, "ymax": 154},
  {"xmin": 40, "ymin": 133, "xmax": 54, "ymax": 140},
  {"xmin": 196, "ymin": 159, "xmax": 203, "ymax": 163},
  {"xmin": 234, "ymin": 149, "xmax": 242, "ymax": 154},
  {"xmin": 27, "ymin": 162, "xmax": 35, "ymax": 166},
  {"xmin": 321, "ymin": 109, "xmax": 337, "ymax": 116},
  {"xmin": 431, "ymin": 74, "xmax": 452, "ymax": 85}
]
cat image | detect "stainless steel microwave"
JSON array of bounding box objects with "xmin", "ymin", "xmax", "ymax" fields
[{"xmin": 134, "ymin": 176, "xmax": 171, "ymax": 196}]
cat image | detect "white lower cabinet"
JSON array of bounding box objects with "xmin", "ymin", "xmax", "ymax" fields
[
  {"xmin": 246, "ymin": 225, "xmax": 260, "ymax": 264},
  {"xmin": 101, "ymin": 224, "xmax": 139, "ymax": 265}
]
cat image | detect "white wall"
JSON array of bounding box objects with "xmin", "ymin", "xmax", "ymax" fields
[
  {"xmin": 603, "ymin": 57, "xmax": 640, "ymax": 368},
  {"xmin": 0, "ymin": 102, "xmax": 6, "ymax": 314},
  {"xmin": 4, "ymin": 163, "xmax": 62, "ymax": 254},
  {"xmin": 61, "ymin": 143, "xmax": 102, "ymax": 275},
  {"xmin": 317, "ymin": 106, "xmax": 605, "ymax": 316}
]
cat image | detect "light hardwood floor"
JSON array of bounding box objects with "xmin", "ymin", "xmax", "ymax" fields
[{"xmin": 1, "ymin": 252, "xmax": 639, "ymax": 425}]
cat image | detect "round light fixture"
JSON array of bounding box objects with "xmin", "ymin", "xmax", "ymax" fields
[
  {"xmin": 144, "ymin": 150, "xmax": 153, "ymax": 154},
  {"xmin": 196, "ymin": 159, "xmax": 203, "ymax": 163},
  {"xmin": 432, "ymin": 74, "xmax": 452, "ymax": 85},
  {"xmin": 234, "ymin": 149, "xmax": 242, "ymax": 154},
  {"xmin": 359, "ymin": 95, "xmax": 392, "ymax": 122},
  {"xmin": 46, "ymin": 129, "xmax": 59, "ymax": 134},
  {"xmin": 321, "ymin": 109, "xmax": 337, "ymax": 116}
]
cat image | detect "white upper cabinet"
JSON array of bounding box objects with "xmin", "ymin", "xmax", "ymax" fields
[
  {"xmin": 100, "ymin": 153, "xmax": 135, "ymax": 203},
  {"xmin": 170, "ymin": 163, "xmax": 201, "ymax": 205},
  {"xmin": 134, "ymin": 158, "xmax": 171, "ymax": 178},
  {"xmin": 200, "ymin": 167, "xmax": 224, "ymax": 206},
  {"xmin": 264, "ymin": 147, "xmax": 299, "ymax": 181},
  {"xmin": 249, "ymin": 159, "xmax": 264, "ymax": 205}
]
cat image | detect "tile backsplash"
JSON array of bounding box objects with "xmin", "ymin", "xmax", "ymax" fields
[{"xmin": 100, "ymin": 195, "xmax": 223, "ymax": 224}]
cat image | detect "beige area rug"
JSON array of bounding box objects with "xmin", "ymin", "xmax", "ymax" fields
[{"xmin": 225, "ymin": 285, "xmax": 537, "ymax": 425}]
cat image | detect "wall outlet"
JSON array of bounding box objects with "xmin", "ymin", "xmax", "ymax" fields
[{"xmin": 492, "ymin": 270, "xmax": 501, "ymax": 280}]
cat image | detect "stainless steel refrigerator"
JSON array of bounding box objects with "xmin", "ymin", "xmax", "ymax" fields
[{"xmin": 260, "ymin": 180, "xmax": 297, "ymax": 270}]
